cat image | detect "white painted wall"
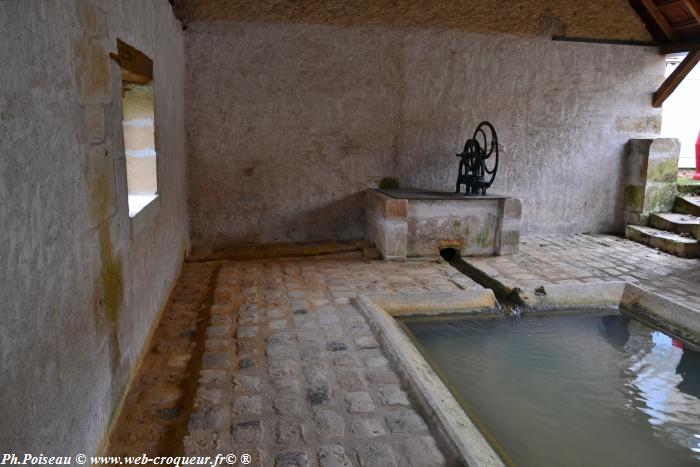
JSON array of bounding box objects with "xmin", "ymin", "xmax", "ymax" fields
[{"xmin": 661, "ymin": 60, "xmax": 700, "ymax": 169}]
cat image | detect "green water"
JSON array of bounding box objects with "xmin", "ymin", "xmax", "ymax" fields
[{"xmin": 404, "ymin": 312, "xmax": 700, "ymax": 466}]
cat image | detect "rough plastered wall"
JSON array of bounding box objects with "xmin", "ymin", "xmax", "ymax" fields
[
  {"xmin": 186, "ymin": 22, "xmax": 663, "ymax": 249},
  {"xmin": 0, "ymin": 0, "xmax": 187, "ymax": 457},
  {"xmin": 174, "ymin": 0, "xmax": 652, "ymax": 41}
]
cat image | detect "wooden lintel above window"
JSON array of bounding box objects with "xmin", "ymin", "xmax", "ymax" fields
[{"xmin": 109, "ymin": 38, "xmax": 153, "ymax": 85}]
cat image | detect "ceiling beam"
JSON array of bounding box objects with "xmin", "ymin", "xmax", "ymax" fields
[
  {"xmin": 653, "ymin": 49, "xmax": 700, "ymax": 106},
  {"xmin": 660, "ymin": 39, "xmax": 700, "ymax": 53},
  {"xmin": 681, "ymin": 0, "xmax": 700, "ymax": 23},
  {"xmin": 673, "ymin": 18, "xmax": 700, "ymax": 29},
  {"xmin": 640, "ymin": 0, "xmax": 680, "ymax": 40}
]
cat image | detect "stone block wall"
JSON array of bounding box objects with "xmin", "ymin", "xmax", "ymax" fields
[
  {"xmin": 0, "ymin": 0, "xmax": 188, "ymax": 457},
  {"xmin": 499, "ymin": 198, "xmax": 523, "ymax": 255},
  {"xmin": 365, "ymin": 191, "xmax": 408, "ymax": 259},
  {"xmin": 624, "ymin": 138, "xmax": 680, "ymax": 225}
]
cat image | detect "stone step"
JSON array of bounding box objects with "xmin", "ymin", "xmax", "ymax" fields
[
  {"xmin": 649, "ymin": 212, "xmax": 700, "ymax": 237},
  {"xmin": 673, "ymin": 195, "xmax": 700, "ymax": 217},
  {"xmin": 625, "ymin": 225, "xmax": 698, "ymax": 258}
]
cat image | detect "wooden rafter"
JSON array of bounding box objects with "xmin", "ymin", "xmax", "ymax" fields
[
  {"xmin": 640, "ymin": 0, "xmax": 680, "ymax": 40},
  {"xmin": 660, "ymin": 39, "xmax": 700, "ymax": 53},
  {"xmin": 674, "ymin": 18, "xmax": 700, "ymax": 29},
  {"xmin": 109, "ymin": 38, "xmax": 153, "ymax": 85},
  {"xmin": 682, "ymin": 0, "xmax": 700, "ymax": 23},
  {"xmin": 653, "ymin": 49, "xmax": 700, "ymax": 106}
]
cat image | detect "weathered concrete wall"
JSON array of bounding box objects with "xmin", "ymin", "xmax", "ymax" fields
[
  {"xmin": 186, "ymin": 22, "xmax": 664, "ymax": 250},
  {"xmin": 0, "ymin": 0, "xmax": 188, "ymax": 457},
  {"xmin": 174, "ymin": 0, "xmax": 651, "ymax": 41}
]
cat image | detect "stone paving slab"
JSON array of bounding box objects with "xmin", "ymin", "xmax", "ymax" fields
[
  {"xmin": 468, "ymin": 233, "xmax": 700, "ymax": 311},
  {"xmin": 107, "ymin": 262, "xmax": 218, "ymax": 456},
  {"xmin": 107, "ymin": 234, "xmax": 700, "ymax": 463},
  {"xmin": 182, "ymin": 258, "xmax": 476, "ymax": 466}
]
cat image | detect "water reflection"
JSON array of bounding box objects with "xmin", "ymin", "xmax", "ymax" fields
[
  {"xmin": 624, "ymin": 324, "xmax": 700, "ymax": 458},
  {"xmin": 406, "ymin": 312, "xmax": 700, "ymax": 466},
  {"xmin": 597, "ymin": 314, "xmax": 631, "ymax": 350}
]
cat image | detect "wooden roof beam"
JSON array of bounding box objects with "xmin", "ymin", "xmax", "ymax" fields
[
  {"xmin": 640, "ymin": 0, "xmax": 680, "ymax": 40},
  {"xmin": 660, "ymin": 39, "xmax": 700, "ymax": 53},
  {"xmin": 653, "ymin": 49, "xmax": 700, "ymax": 107},
  {"xmin": 681, "ymin": 0, "xmax": 700, "ymax": 23},
  {"xmin": 109, "ymin": 38, "xmax": 153, "ymax": 85},
  {"xmin": 674, "ymin": 18, "xmax": 700, "ymax": 29}
]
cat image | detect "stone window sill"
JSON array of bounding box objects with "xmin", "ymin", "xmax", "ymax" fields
[{"xmin": 128, "ymin": 194, "xmax": 159, "ymax": 239}]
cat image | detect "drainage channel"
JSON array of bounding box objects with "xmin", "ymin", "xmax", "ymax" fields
[
  {"xmin": 439, "ymin": 248, "xmax": 525, "ymax": 314},
  {"xmin": 166, "ymin": 263, "xmax": 221, "ymax": 456}
]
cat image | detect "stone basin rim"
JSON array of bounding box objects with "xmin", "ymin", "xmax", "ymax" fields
[
  {"xmin": 355, "ymin": 282, "xmax": 700, "ymax": 466},
  {"xmin": 376, "ymin": 188, "xmax": 511, "ymax": 200}
]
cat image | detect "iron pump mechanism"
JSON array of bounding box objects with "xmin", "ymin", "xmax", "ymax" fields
[{"xmin": 455, "ymin": 121, "xmax": 499, "ymax": 196}]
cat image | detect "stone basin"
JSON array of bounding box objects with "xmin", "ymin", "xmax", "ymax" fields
[{"xmin": 365, "ymin": 189, "xmax": 522, "ymax": 260}]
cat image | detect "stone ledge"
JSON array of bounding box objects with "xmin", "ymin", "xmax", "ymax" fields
[{"xmin": 356, "ymin": 292, "xmax": 505, "ymax": 467}]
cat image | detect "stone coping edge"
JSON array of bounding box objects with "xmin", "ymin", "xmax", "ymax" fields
[
  {"xmin": 514, "ymin": 281, "xmax": 700, "ymax": 344},
  {"xmin": 355, "ymin": 290, "xmax": 506, "ymax": 467}
]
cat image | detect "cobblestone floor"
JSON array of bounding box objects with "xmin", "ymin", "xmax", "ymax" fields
[
  {"xmin": 469, "ymin": 234, "xmax": 700, "ymax": 311},
  {"xmin": 183, "ymin": 258, "xmax": 480, "ymax": 467},
  {"xmin": 108, "ymin": 234, "xmax": 700, "ymax": 466},
  {"xmin": 107, "ymin": 262, "xmax": 218, "ymax": 456},
  {"xmin": 109, "ymin": 256, "xmax": 477, "ymax": 467}
]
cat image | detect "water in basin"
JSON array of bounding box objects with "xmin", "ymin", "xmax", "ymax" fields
[{"xmin": 404, "ymin": 311, "xmax": 700, "ymax": 466}]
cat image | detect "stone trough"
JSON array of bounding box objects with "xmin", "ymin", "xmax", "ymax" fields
[
  {"xmin": 356, "ymin": 281, "xmax": 700, "ymax": 466},
  {"xmin": 365, "ymin": 189, "xmax": 522, "ymax": 260}
]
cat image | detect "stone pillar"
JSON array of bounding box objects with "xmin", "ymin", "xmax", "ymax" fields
[{"xmin": 624, "ymin": 138, "xmax": 680, "ymax": 225}]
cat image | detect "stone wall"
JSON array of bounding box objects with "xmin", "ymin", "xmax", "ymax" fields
[
  {"xmin": 186, "ymin": 22, "xmax": 664, "ymax": 251},
  {"xmin": 0, "ymin": 0, "xmax": 187, "ymax": 457},
  {"xmin": 174, "ymin": 0, "xmax": 651, "ymax": 41},
  {"xmin": 624, "ymin": 138, "xmax": 680, "ymax": 225}
]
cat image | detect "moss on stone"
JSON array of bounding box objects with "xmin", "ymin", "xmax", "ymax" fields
[
  {"xmin": 646, "ymin": 158, "xmax": 678, "ymax": 183},
  {"xmin": 476, "ymin": 229, "xmax": 492, "ymax": 249},
  {"xmin": 378, "ymin": 177, "xmax": 400, "ymax": 190},
  {"xmin": 625, "ymin": 185, "xmax": 644, "ymax": 211},
  {"xmin": 643, "ymin": 184, "xmax": 676, "ymax": 213},
  {"xmin": 100, "ymin": 257, "xmax": 123, "ymax": 324}
]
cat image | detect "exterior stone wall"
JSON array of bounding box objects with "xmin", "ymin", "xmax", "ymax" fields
[
  {"xmin": 174, "ymin": 0, "xmax": 651, "ymax": 41},
  {"xmin": 186, "ymin": 22, "xmax": 665, "ymax": 251},
  {"xmin": 0, "ymin": 0, "xmax": 187, "ymax": 457}
]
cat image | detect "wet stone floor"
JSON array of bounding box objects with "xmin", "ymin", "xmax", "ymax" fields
[
  {"xmin": 469, "ymin": 234, "xmax": 700, "ymax": 309},
  {"xmin": 108, "ymin": 256, "xmax": 476, "ymax": 466}
]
